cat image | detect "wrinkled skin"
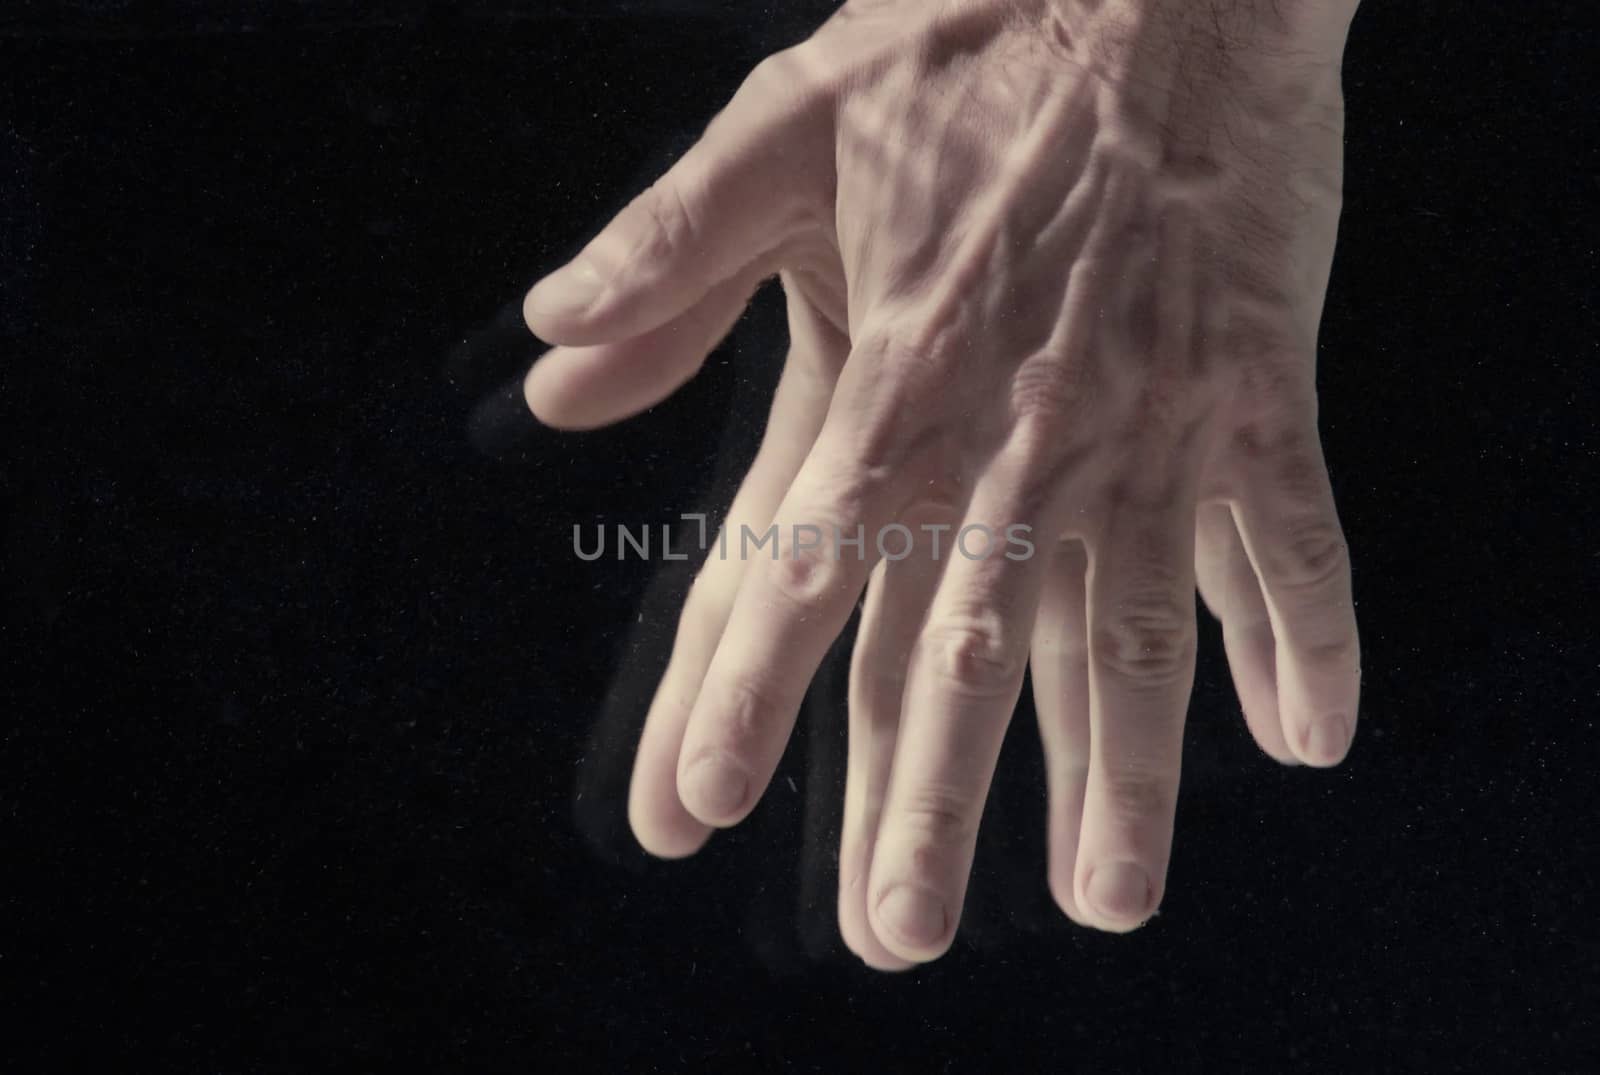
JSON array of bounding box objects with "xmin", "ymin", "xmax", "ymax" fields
[{"xmin": 520, "ymin": 0, "xmax": 1363, "ymax": 968}]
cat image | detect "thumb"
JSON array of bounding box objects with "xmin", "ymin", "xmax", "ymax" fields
[
  {"xmin": 523, "ymin": 264, "xmax": 768, "ymax": 431},
  {"xmin": 522, "ymin": 53, "xmax": 826, "ymax": 348}
]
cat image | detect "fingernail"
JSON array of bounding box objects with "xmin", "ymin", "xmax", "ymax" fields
[
  {"xmin": 526, "ymin": 257, "xmax": 605, "ymax": 324},
  {"xmin": 876, "ymin": 885, "xmax": 948, "ymax": 949},
  {"xmin": 1304, "ymin": 714, "xmax": 1351, "ymax": 766},
  {"xmin": 1085, "ymin": 862, "xmax": 1155, "ymax": 925},
  {"xmin": 681, "ymin": 755, "xmax": 750, "ymax": 823}
]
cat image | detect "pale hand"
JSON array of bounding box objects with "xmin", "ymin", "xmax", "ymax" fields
[{"xmin": 521, "ymin": 0, "xmax": 1363, "ymax": 969}]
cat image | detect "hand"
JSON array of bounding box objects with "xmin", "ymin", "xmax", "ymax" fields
[{"xmin": 520, "ymin": 0, "xmax": 1363, "ymax": 968}]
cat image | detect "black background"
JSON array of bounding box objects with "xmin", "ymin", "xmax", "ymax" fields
[{"xmin": 3, "ymin": 1, "xmax": 1597, "ymax": 1070}]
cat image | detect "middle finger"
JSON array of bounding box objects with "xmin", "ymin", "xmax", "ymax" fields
[
  {"xmin": 1073, "ymin": 480, "xmax": 1200, "ymax": 932},
  {"xmin": 866, "ymin": 454, "xmax": 1059, "ymax": 962}
]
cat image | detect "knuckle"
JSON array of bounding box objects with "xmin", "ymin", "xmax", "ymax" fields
[
  {"xmin": 834, "ymin": 409, "xmax": 909, "ymax": 479},
  {"xmin": 1007, "ymin": 354, "xmax": 1098, "ymax": 473},
  {"xmin": 743, "ymin": 52, "xmax": 789, "ymax": 93},
  {"xmin": 1300, "ymin": 631, "xmax": 1362, "ymax": 676},
  {"xmin": 1260, "ymin": 436, "xmax": 1332, "ymax": 509},
  {"xmin": 899, "ymin": 494, "xmax": 963, "ymax": 529},
  {"xmin": 1092, "ymin": 597, "xmax": 1195, "ymax": 687},
  {"xmin": 895, "ymin": 469, "xmax": 967, "ymax": 528},
  {"xmin": 637, "ymin": 175, "xmax": 702, "ymax": 259},
  {"xmin": 869, "ymin": 308, "xmax": 961, "ymax": 370},
  {"xmin": 807, "ymin": 449, "xmax": 896, "ymax": 522},
  {"xmin": 1010, "ymin": 352, "xmax": 1094, "ymax": 428},
  {"xmin": 896, "ymin": 785, "xmax": 975, "ymax": 846},
  {"xmin": 917, "ymin": 616, "xmax": 1027, "ymax": 699},
  {"xmin": 866, "ymin": 314, "xmax": 964, "ymax": 387},
  {"xmin": 744, "ymin": 47, "xmax": 829, "ymax": 107},
  {"xmin": 1271, "ymin": 521, "xmax": 1350, "ymax": 596},
  {"xmin": 1231, "ymin": 363, "xmax": 1318, "ymax": 457},
  {"xmin": 1099, "ymin": 765, "xmax": 1176, "ymax": 825},
  {"xmin": 707, "ymin": 674, "xmax": 772, "ymax": 746},
  {"xmin": 766, "ymin": 537, "xmax": 845, "ymax": 609},
  {"xmin": 833, "ymin": 326, "xmax": 951, "ymax": 468}
]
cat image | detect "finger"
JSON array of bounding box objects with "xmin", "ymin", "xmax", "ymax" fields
[
  {"xmin": 672, "ymin": 427, "xmax": 902, "ymax": 828},
  {"xmin": 1074, "ymin": 489, "xmax": 1198, "ymax": 933},
  {"xmin": 523, "ymin": 52, "xmax": 828, "ymax": 347},
  {"xmin": 867, "ymin": 467, "xmax": 1052, "ymax": 962},
  {"xmin": 523, "ymin": 265, "xmax": 765, "ymax": 431},
  {"xmin": 1194, "ymin": 500, "xmax": 1296, "ymax": 764},
  {"xmin": 627, "ymin": 288, "xmax": 842, "ymax": 857},
  {"xmin": 1229, "ymin": 425, "xmax": 1361, "ymax": 767},
  {"xmin": 1030, "ymin": 538, "xmax": 1094, "ymax": 926},
  {"xmin": 668, "ymin": 318, "xmax": 949, "ymax": 834},
  {"xmin": 840, "ymin": 512, "xmax": 953, "ymax": 971}
]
